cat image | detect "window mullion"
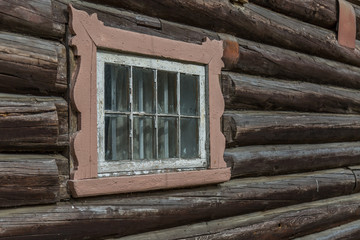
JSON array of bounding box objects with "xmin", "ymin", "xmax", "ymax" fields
[
  {"xmin": 155, "ymin": 69, "xmax": 158, "ymax": 160},
  {"xmin": 110, "ymin": 67, "xmax": 117, "ymax": 160},
  {"xmin": 177, "ymin": 72, "xmax": 181, "ymax": 159},
  {"xmin": 129, "ymin": 66, "xmax": 134, "ymax": 161}
]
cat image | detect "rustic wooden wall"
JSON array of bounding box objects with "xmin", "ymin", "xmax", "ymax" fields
[{"xmin": 0, "ymin": 0, "xmax": 360, "ymax": 239}]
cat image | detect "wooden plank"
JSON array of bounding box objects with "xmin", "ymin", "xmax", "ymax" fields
[
  {"xmin": 250, "ymin": 0, "xmax": 337, "ymax": 29},
  {"xmin": 0, "ymin": 158, "xmax": 59, "ymax": 208},
  {"xmin": 0, "ymin": 0, "xmax": 66, "ymax": 39},
  {"xmin": 222, "ymin": 36, "xmax": 360, "ymax": 90},
  {"xmin": 222, "ymin": 72, "xmax": 360, "ymax": 113},
  {"xmin": 0, "ymin": 169, "xmax": 356, "ymax": 239},
  {"xmin": 223, "ymin": 111, "xmax": 360, "ymax": 147},
  {"xmin": 0, "ymin": 31, "xmax": 67, "ymax": 95},
  {"xmin": 294, "ymin": 219, "xmax": 360, "ymax": 240},
  {"xmin": 225, "ymin": 142, "xmax": 360, "ymax": 178},
  {"xmin": 81, "ymin": 194, "xmax": 360, "ymax": 240},
  {"xmin": 0, "ymin": 93, "xmax": 68, "ymax": 151},
  {"xmin": 85, "ymin": 0, "xmax": 360, "ymax": 68}
]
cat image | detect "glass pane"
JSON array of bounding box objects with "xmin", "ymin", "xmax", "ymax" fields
[
  {"xmin": 133, "ymin": 116, "xmax": 155, "ymax": 160},
  {"xmin": 158, "ymin": 117, "xmax": 178, "ymax": 159},
  {"xmin": 104, "ymin": 63, "xmax": 129, "ymax": 111},
  {"xmin": 105, "ymin": 115, "xmax": 129, "ymax": 161},
  {"xmin": 180, "ymin": 118, "xmax": 199, "ymax": 158},
  {"xmin": 133, "ymin": 67, "xmax": 154, "ymax": 113},
  {"xmin": 157, "ymin": 71, "xmax": 177, "ymax": 114},
  {"xmin": 180, "ymin": 73, "xmax": 199, "ymax": 116}
]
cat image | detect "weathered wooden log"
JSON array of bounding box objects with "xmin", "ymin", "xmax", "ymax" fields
[
  {"xmin": 86, "ymin": 0, "xmax": 360, "ymax": 68},
  {"xmin": 61, "ymin": 0, "xmax": 220, "ymax": 45},
  {"xmin": 223, "ymin": 111, "xmax": 360, "ymax": 147},
  {"xmin": 294, "ymin": 219, "xmax": 360, "ymax": 240},
  {"xmin": 348, "ymin": 166, "xmax": 360, "ymax": 192},
  {"xmin": 0, "ymin": 31, "xmax": 67, "ymax": 95},
  {"xmin": 250, "ymin": 0, "xmax": 337, "ymax": 29},
  {"xmin": 349, "ymin": 0, "xmax": 360, "ymax": 7},
  {"xmin": 222, "ymin": 36, "xmax": 360, "ymax": 90},
  {"xmin": 0, "ymin": 94, "xmax": 68, "ymax": 151},
  {"xmin": 224, "ymin": 142, "xmax": 360, "ymax": 178},
  {"xmin": 0, "ymin": 0, "xmax": 66, "ymax": 40},
  {"xmin": 354, "ymin": 5, "xmax": 360, "ymax": 40},
  {"xmin": 0, "ymin": 158, "xmax": 60, "ymax": 208},
  {"xmin": 0, "ymin": 154, "xmax": 70, "ymax": 201},
  {"xmin": 63, "ymin": 1, "xmax": 360, "ymax": 90},
  {"xmin": 117, "ymin": 194, "xmax": 360, "ymax": 240},
  {"xmin": 0, "ymin": 168, "xmax": 356, "ymax": 239},
  {"xmin": 222, "ymin": 72, "xmax": 360, "ymax": 113}
]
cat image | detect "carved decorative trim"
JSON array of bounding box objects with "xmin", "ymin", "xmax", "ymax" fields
[
  {"xmin": 68, "ymin": 5, "xmax": 230, "ymax": 197},
  {"xmin": 338, "ymin": 0, "xmax": 356, "ymax": 49}
]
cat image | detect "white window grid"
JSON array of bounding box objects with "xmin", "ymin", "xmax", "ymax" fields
[{"xmin": 97, "ymin": 51, "xmax": 208, "ymax": 177}]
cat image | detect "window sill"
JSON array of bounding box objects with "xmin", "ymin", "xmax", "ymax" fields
[{"xmin": 69, "ymin": 168, "xmax": 231, "ymax": 197}]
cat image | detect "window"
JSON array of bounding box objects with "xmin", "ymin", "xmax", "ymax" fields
[
  {"xmin": 68, "ymin": 5, "xmax": 230, "ymax": 197},
  {"xmin": 97, "ymin": 52, "xmax": 207, "ymax": 177}
]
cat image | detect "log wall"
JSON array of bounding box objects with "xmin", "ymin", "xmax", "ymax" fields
[{"xmin": 0, "ymin": 0, "xmax": 360, "ymax": 239}]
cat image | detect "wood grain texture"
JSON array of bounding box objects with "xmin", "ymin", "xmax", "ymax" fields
[
  {"xmin": 0, "ymin": 154, "xmax": 70, "ymax": 200},
  {"xmin": 250, "ymin": 0, "xmax": 337, "ymax": 29},
  {"xmin": 0, "ymin": 168, "xmax": 357, "ymax": 239},
  {"xmin": 222, "ymin": 37, "xmax": 360, "ymax": 90},
  {"xmin": 223, "ymin": 111, "xmax": 360, "ymax": 147},
  {"xmin": 0, "ymin": 0, "xmax": 66, "ymax": 39},
  {"xmin": 64, "ymin": 1, "xmax": 360, "ymax": 90},
  {"xmin": 354, "ymin": 5, "xmax": 360, "ymax": 40},
  {"xmin": 295, "ymin": 219, "xmax": 360, "ymax": 240},
  {"xmin": 0, "ymin": 158, "xmax": 59, "ymax": 208},
  {"xmin": 63, "ymin": 0, "xmax": 220, "ymax": 44},
  {"xmin": 222, "ymin": 72, "xmax": 360, "ymax": 113},
  {"xmin": 0, "ymin": 93, "xmax": 68, "ymax": 151},
  {"xmin": 0, "ymin": 31, "xmax": 67, "ymax": 95},
  {"xmin": 225, "ymin": 142, "xmax": 360, "ymax": 177},
  {"xmin": 102, "ymin": 193, "xmax": 360, "ymax": 240},
  {"xmin": 86, "ymin": 0, "xmax": 360, "ymax": 68}
]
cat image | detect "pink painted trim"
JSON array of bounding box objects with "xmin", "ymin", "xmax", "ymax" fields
[
  {"xmin": 68, "ymin": 5, "xmax": 229, "ymax": 197},
  {"xmin": 338, "ymin": 0, "xmax": 356, "ymax": 49},
  {"xmin": 69, "ymin": 168, "xmax": 231, "ymax": 198}
]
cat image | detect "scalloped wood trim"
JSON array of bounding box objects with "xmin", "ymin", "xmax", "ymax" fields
[{"xmin": 68, "ymin": 4, "xmax": 229, "ymax": 197}]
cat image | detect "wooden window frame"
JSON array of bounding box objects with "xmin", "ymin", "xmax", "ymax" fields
[
  {"xmin": 97, "ymin": 52, "xmax": 208, "ymax": 177},
  {"xmin": 68, "ymin": 5, "xmax": 230, "ymax": 198}
]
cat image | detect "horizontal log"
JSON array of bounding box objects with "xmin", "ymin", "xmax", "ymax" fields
[
  {"xmin": 65, "ymin": 1, "xmax": 360, "ymax": 91},
  {"xmin": 0, "ymin": 31, "xmax": 67, "ymax": 95},
  {"xmin": 250, "ymin": 0, "xmax": 337, "ymax": 29},
  {"xmin": 117, "ymin": 193, "xmax": 360, "ymax": 240},
  {"xmin": 62, "ymin": 0, "xmax": 220, "ymax": 45},
  {"xmin": 0, "ymin": 93, "xmax": 68, "ymax": 151},
  {"xmin": 222, "ymin": 72, "xmax": 360, "ymax": 113},
  {"xmin": 0, "ymin": 0, "xmax": 66, "ymax": 39},
  {"xmin": 295, "ymin": 219, "xmax": 360, "ymax": 240},
  {"xmin": 86, "ymin": 0, "xmax": 360, "ymax": 68},
  {"xmin": 222, "ymin": 36, "xmax": 360, "ymax": 90},
  {"xmin": 0, "ymin": 168, "xmax": 356, "ymax": 239},
  {"xmin": 0, "ymin": 158, "xmax": 59, "ymax": 208},
  {"xmin": 0, "ymin": 154, "xmax": 70, "ymax": 200},
  {"xmin": 349, "ymin": 0, "xmax": 360, "ymax": 6},
  {"xmin": 224, "ymin": 142, "xmax": 360, "ymax": 178},
  {"xmin": 64, "ymin": 0, "xmax": 360, "ymax": 91},
  {"xmin": 354, "ymin": 5, "xmax": 360, "ymax": 40},
  {"xmin": 223, "ymin": 111, "xmax": 360, "ymax": 147}
]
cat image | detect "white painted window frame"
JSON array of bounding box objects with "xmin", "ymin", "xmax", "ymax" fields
[{"xmin": 97, "ymin": 51, "xmax": 207, "ymax": 177}]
